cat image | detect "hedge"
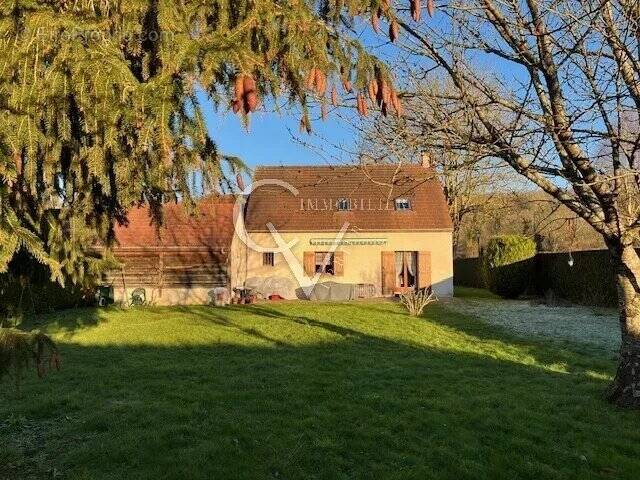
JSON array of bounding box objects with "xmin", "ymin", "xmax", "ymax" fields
[
  {"xmin": 482, "ymin": 235, "xmax": 536, "ymax": 298},
  {"xmin": 454, "ymin": 248, "xmax": 638, "ymax": 307},
  {"xmin": 0, "ymin": 251, "xmax": 95, "ymax": 319},
  {"xmin": 533, "ymin": 250, "xmax": 621, "ymax": 307},
  {"xmin": 453, "ymin": 257, "xmax": 485, "ymax": 289}
]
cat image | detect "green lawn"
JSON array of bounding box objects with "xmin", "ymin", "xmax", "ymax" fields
[{"xmin": 1, "ymin": 300, "xmax": 639, "ymax": 479}]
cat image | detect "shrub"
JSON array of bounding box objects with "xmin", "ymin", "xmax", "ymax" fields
[
  {"xmin": 453, "ymin": 257, "xmax": 485, "ymax": 288},
  {"xmin": 0, "ymin": 250, "xmax": 96, "ymax": 318},
  {"xmin": 533, "ymin": 250, "xmax": 621, "ymax": 307},
  {"xmin": 400, "ymin": 288, "xmax": 437, "ymax": 316},
  {"xmin": 0, "ymin": 329, "xmax": 60, "ymax": 389},
  {"xmin": 482, "ymin": 235, "xmax": 536, "ymax": 298}
]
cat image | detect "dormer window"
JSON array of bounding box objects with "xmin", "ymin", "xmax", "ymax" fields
[
  {"xmin": 337, "ymin": 198, "xmax": 349, "ymax": 211},
  {"xmin": 395, "ymin": 198, "xmax": 411, "ymax": 211}
]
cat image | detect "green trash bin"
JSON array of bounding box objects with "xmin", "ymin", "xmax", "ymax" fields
[{"xmin": 96, "ymin": 285, "xmax": 114, "ymax": 306}]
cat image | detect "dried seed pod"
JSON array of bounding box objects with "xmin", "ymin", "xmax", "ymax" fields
[
  {"xmin": 390, "ymin": 87, "xmax": 400, "ymax": 112},
  {"xmin": 381, "ymin": 102, "xmax": 388, "ymax": 117},
  {"xmin": 315, "ymin": 69, "xmax": 327, "ymax": 96},
  {"xmin": 371, "ymin": 9, "xmax": 381, "ymax": 33},
  {"xmin": 244, "ymin": 91, "xmax": 259, "ymax": 113},
  {"xmin": 321, "ymin": 102, "xmax": 328, "ymax": 121},
  {"xmin": 232, "ymin": 99, "xmax": 242, "ymax": 113},
  {"xmin": 342, "ymin": 78, "xmax": 353, "ymax": 93},
  {"xmin": 299, "ymin": 114, "xmax": 312, "ymax": 134},
  {"xmin": 357, "ymin": 93, "xmax": 369, "ymax": 117},
  {"xmin": 234, "ymin": 74, "xmax": 245, "ymax": 101},
  {"xmin": 305, "ymin": 69, "xmax": 316, "ymax": 90},
  {"xmin": 368, "ymin": 80, "xmax": 378, "ymax": 102},
  {"xmin": 362, "ymin": 95, "xmax": 369, "ymax": 117},
  {"xmin": 381, "ymin": 80, "xmax": 391, "ymax": 106},
  {"xmin": 331, "ymin": 85, "xmax": 339, "ymax": 106},
  {"xmin": 411, "ymin": 0, "xmax": 421, "ymax": 22},
  {"xmin": 243, "ymin": 75, "xmax": 256, "ymax": 95},
  {"xmin": 427, "ymin": 0, "xmax": 435, "ymax": 17},
  {"xmin": 389, "ymin": 19, "xmax": 399, "ymax": 42}
]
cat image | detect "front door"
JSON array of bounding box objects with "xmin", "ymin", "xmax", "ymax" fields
[
  {"xmin": 395, "ymin": 251, "xmax": 417, "ymax": 292},
  {"xmin": 381, "ymin": 251, "xmax": 419, "ymax": 295}
]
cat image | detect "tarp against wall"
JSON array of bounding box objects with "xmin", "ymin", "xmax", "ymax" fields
[
  {"xmin": 245, "ymin": 276, "xmax": 297, "ymax": 299},
  {"xmin": 306, "ymin": 282, "xmax": 356, "ymax": 301}
]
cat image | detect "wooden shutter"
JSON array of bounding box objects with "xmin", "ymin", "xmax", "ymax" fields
[
  {"xmin": 418, "ymin": 251, "xmax": 432, "ymax": 290},
  {"xmin": 381, "ymin": 251, "xmax": 396, "ymax": 295},
  {"xmin": 334, "ymin": 251, "xmax": 344, "ymax": 276},
  {"xmin": 303, "ymin": 251, "xmax": 315, "ymax": 276}
]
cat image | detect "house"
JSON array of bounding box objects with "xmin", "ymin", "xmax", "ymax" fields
[
  {"xmin": 106, "ymin": 163, "xmax": 453, "ymax": 305},
  {"xmin": 231, "ymin": 164, "xmax": 453, "ymax": 299},
  {"xmin": 106, "ymin": 195, "xmax": 235, "ymax": 305}
]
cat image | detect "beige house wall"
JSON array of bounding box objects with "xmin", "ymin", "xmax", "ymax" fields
[
  {"xmin": 112, "ymin": 286, "xmax": 215, "ymax": 306},
  {"xmin": 230, "ymin": 229, "xmax": 453, "ymax": 298}
]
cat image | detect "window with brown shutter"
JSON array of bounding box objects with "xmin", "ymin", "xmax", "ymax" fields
[
  {"xmin": 334, "ymin": 251, "xmax": 344, "ymax": 276},
  {"xmin": 314, "ymin": 252, "xmax": 335, "ymax": 274},
  {"xmin": 418, "ymin": 251, "xmax": 432, "ymax": 290},
  {"xmin": 303, "ymin": 251, "xmax": 315, "ymax": 276},
  {"xmin": 381, "ymin": 251, "xmax": 396, "ymax": 295},
  {"xmin": 263, "ymin": 252, "xmax": 275, "ymax": 266}
]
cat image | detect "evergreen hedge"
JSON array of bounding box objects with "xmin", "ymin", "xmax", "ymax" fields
[
  {"xmin": 453, "ymin": 257, "xmax": 485, "ymax": 289},
  {"xmin": 481, "ymin": 235, "xmax": 537, "ymax": 298},
  {"xmin": 0, "ymin": 251, "xmax": 95, "ymax": 319},
  {"xmin": 533, "ymin": 250, "xmax": 619, "ymax": 307},
  {"xmin": 454, "ymin": 248, "xmax": 637, "ymax": 307}
]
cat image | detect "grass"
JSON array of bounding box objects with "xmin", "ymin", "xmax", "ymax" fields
[
  {"xmin": 453, "ymin": 286, "xmax": 502, "ymax": 299},
  {"xmin": 1, "ymin": 300, "xmax": 639, "ymax": 479}
]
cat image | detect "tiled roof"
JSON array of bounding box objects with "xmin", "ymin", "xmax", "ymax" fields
[
  {"xmin": 244, "ymin": 164, "xmax": 453, "ymax": 232},
  {"xmin": 113, "ymin": 195, "xmax": 236, "ymax": 249}
]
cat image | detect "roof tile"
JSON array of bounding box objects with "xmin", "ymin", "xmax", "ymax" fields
[{"xmin": 245, "ymin": 164, "xmax": 453, "ymax": 232}]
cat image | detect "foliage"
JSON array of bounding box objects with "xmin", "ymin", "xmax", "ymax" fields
[
  {"xmin": 378, "ymin": 1, "xmax": 640, "ymax": 405},
  {"xmin": 0, "ymin": 250, "xmax": 96, "ymax": 318},
  {"xmin": 400, "ymin": 288, "xmax": 436, "ymax": 316},
  {"xmin": 533, "ymin": 250, "xmax": 625, "ymax": 308},
  {"xmin": 2, "ymin": 302, "xmax": 638, "ymax": 478},
  {"xmin": 453, "ymin": 257, "xmax": 485, "ymax": 289},
  {"xmin": 482, "ymin": 235, "xmax": 536, "ymax": 299},
  {"xmin": 0, "ymin": 0, "xmax": 418, "ymax": 281},
  {"xmin": 454, "ymin": 249, "xmax": 636, "ymax": 308},
  {"xmin": 0, "ymin": 329, "xmax": 60, "ymax": 388},
  {"xmin": 456, "ymin": 191, "xmax": 604, "ymax": 259}
]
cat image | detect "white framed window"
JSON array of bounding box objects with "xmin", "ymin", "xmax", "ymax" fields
[
  {"xmin": 337, "ymin": 198, "xmax": 349, "ymax": 211},
  {"xmin": 395, "ymin": 198, "xmax": 411, "ymax": 211},
  {"xmin": 315, "ymin": 252, "xmax": 335, "ymax": 274}
]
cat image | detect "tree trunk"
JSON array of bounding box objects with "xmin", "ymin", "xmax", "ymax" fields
[{"xmin": 606, "ymin": 243, "xmax": 640, "ymax": 408}]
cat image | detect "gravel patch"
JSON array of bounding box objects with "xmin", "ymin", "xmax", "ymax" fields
[{"xmin": 442, "ymin": 297, "xmax": 619, "ymax": 352}]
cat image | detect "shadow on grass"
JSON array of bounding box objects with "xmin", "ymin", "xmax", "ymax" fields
[{"xmin": 2, "ymin": 330, "xmax": 637, "ymax": 480}]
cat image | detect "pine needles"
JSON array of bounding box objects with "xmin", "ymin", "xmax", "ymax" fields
[
  {"xmin": 0, "ymin": 329, "xmax": 61, "ymax": 390},
  {"xmin": 0, "ymin": 1, "xmax": 433, "ymax": 283}
]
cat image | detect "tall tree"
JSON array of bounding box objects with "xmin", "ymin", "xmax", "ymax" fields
[
  {"xmin": 368, "ymin": 0, "xmax": 640, "ymax": 407},
  {"xmin": 0, "ymin": 0, "xmax": 398, "ymax": 283}
]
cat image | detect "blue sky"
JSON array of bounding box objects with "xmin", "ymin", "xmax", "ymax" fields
[
  {"xmin": 198, "ymin": 18, "xmax": 402, "ymax": 171},
  {"xmin": 200, "ymin": 96, "xmax": 356, "ymax": 170},
  {"xmin": 197, "ymin": 14, "xmax": 529, "ymax": 172}
]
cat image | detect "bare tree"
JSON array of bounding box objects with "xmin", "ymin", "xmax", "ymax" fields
[
  {"xmin": 378, "ymin": 1, "xmax": 640, "ymax": 407},
  {"xmin": 355, "ymin": 76, "xmax": 521, "ymax": 251}
]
